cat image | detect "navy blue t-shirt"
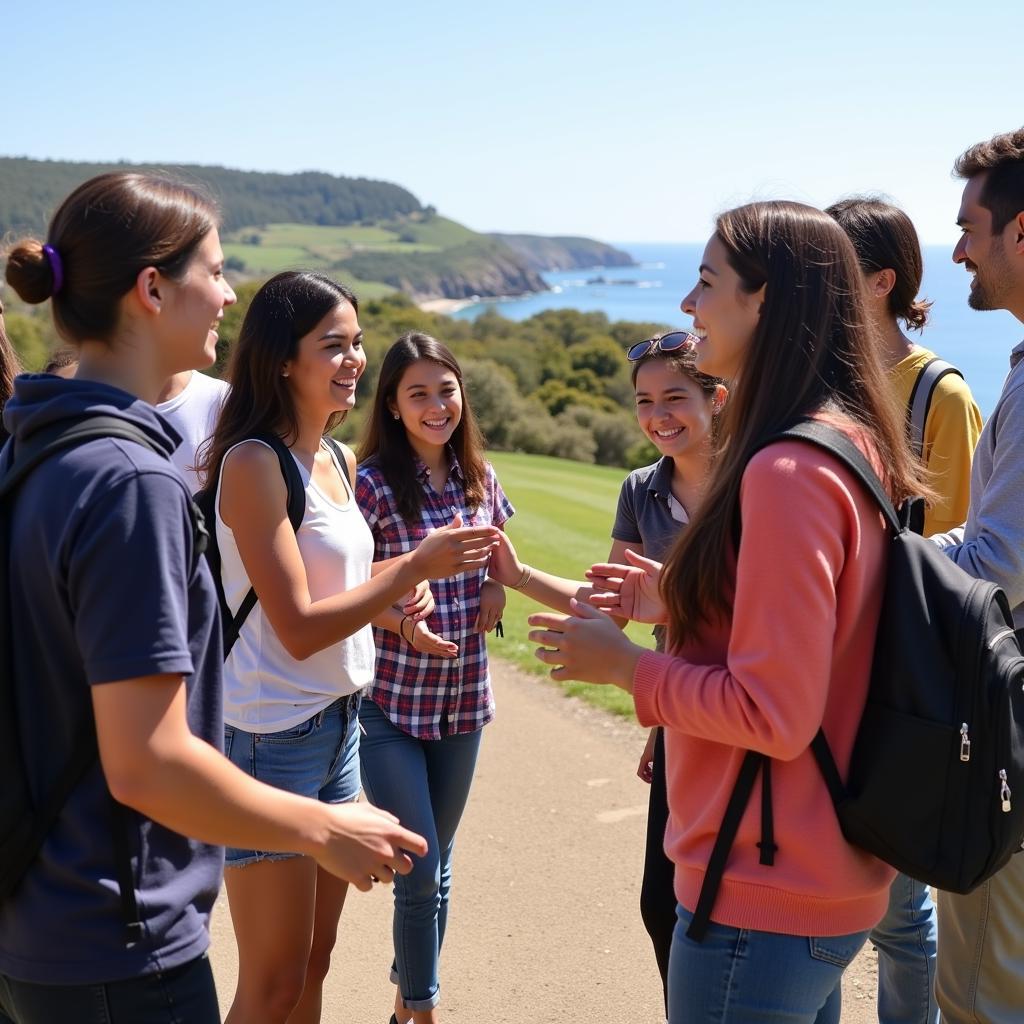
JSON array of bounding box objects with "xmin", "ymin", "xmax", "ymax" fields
[{"xmin": 0, "ymin": 376, "xmax": 224, "ymax": 984}]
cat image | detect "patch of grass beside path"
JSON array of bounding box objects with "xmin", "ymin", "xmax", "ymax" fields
[{"xmin": 486, "ymin": 451, "xmax": 659, "ymax": 719}]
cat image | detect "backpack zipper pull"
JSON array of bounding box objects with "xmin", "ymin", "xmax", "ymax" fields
[
  {"xmin": 1000, "ymin": 769, "xmax": 1012, "ymax": 813},
  {"xmin": 960, "ymin": 723, "xmax": 971, "ymax": 762}
]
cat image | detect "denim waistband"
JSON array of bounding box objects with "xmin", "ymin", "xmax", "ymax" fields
[{"xmin": 315, "ymin": 690, "xmax": 362, "ymax": 726}]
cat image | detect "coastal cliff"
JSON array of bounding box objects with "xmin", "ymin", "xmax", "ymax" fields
[
  {"xmin": 342, "ymin": 238, "xmax": 548, "ymax": 302},
  {"xmin": 488, "ymin": 234, "xmax": 635, "ymax": 272}
]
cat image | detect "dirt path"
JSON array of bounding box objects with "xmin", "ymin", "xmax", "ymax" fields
[{"xmin": 209, "ymin": 660, "xmax": 879, "ymax": 1022}]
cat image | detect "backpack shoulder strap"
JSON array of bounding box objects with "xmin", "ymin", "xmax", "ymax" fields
[
  {"xmin": 907, "ymin": 358, "xmax": 962, "ymax": 459},
  {"xmin": 0, "ymin": 416, "xmax": 160, "ymax": 501},
  {"xmin": 220, "ymin": 434, "xmax": 307, "ymax": 657},
  {"xmin": 1, "ymin": 415, "xmax": 206, "ymax": 567},
  {"xmin": 251, "ymin": 432, "xmax": 306, "ymax": 531},
  {"xmin": 0, "ymin": 414, "xmax": 163, "ymax": 941},
  {"xmin": 322, "ymin": 436, "xmax": 356, "ymax": 493},
  {"xmin": 751, "ymin": 421, "xmax": 902, "ymax": 534}
]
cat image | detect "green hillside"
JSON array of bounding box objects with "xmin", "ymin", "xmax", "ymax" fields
[
  {"xmin": 488, "ymin": 451, "xmax": 657, "ymax": 719},
  {"xmin": 0, "ymin": 158, "xmax": 630, "ymax": 302},
  {"xmin": 0, "ymin": 157, "xmax": 421, "ymax": 235}
]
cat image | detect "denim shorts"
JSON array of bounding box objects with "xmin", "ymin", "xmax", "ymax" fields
[{"xmin": 223, "ymin": 692, "xmax": 362, "ymax": 867}]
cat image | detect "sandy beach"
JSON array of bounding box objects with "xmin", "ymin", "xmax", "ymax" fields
[{"xmin": 416, "ymin": 297, "xmax": 478, "ymax": 315}]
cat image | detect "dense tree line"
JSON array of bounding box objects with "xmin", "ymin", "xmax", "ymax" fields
[
  {"xmin": 0, "ymin": 158, "xmax": 422, "ymax": 235},
  {"xmin": 4, "ymin": 286, "xmax": 670, "ymax": 470}
]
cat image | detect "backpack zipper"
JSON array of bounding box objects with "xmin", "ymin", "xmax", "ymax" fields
[
  {"xmin": 960, "ymin": 723, "xmax": 971, "ymax": 762},
  {"xmin": 1000, "ymin": 769, "xmax": 1012, "ymax": 813}
]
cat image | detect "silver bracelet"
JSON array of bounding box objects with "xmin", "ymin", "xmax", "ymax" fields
[{"xmin": 510, "ymin": 565, "xmax": 533, "ymax": 590}]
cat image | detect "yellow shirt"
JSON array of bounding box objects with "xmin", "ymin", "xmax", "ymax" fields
[{"xmin": 890, "ymin": 347, "xmax": 983, "ymax": 536}]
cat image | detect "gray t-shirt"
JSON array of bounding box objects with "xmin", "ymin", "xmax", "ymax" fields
[
  {"xmin": 0, "ymin": 376, "xmax": 224, "ymax": 984},
  {"xmin": 611, "ymin": 457, "xmax": 689, "ymax": 650}
]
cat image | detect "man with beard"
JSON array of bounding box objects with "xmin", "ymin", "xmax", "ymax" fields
[{"xmin": 932, "ymin": 126, "xmax": 1024, "ymax": 1024}]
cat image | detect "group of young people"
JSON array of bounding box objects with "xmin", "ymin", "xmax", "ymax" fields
[{"xmin": 0, "ymin": 124, "xmax": 1022, "ymax": 1024}]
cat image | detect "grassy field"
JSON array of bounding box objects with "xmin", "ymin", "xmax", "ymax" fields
[
  {"xmin": 487, "ymin": 451, "xmax": 658, "ymax": 719},
  {"xmin": 221, "ymin": 222, "xmax": 440, "ymax": 277}
]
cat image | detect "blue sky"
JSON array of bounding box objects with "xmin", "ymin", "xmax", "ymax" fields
[{"xmin": 5, "ymin": 0, "xmax": 1022, "ymax": 244}]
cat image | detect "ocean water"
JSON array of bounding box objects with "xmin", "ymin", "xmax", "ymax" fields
[{"xmin": 453, "ymin": 242, "xmax": 1022, "ymax": 417}]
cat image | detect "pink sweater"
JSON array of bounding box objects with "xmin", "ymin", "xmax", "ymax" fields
[{"xmin": 632, "ymin": 432, "xmax": 896, "ymax": 936}]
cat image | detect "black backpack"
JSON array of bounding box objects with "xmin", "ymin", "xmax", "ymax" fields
[
  {"xmin": 688, "ymin": 420, "xmax": 1024, "ymax": 941},
  {"xmin": 192, "ymin": 433, "xmax": 354, "ymax": 658},
  {"xmin": 0, "ymin": 415, "xmax": 205, "ymax": 941}
]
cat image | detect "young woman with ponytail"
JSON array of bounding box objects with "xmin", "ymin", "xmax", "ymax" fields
[{"xmin": 0, "ymin": 174, "xmax": 429, "ymax": 1024}]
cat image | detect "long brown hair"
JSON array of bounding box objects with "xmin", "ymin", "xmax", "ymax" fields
[
  {"xmin": 197, "ymin": 271, "xmax": 358, "ymax": 489},
  {"xmin": 5, "ymin": 172, "xmax": 217, "ymax": 344},
  {"xmin": 358, "ymin": 332, "xmax": 486, "ymax": 521},
  {"xmin": 0, "ymin": 307, "xmax": 18, "ymax": 407},
  {"xmin": 661, "ymin": 201, "xmax": 929, "ymax": 642}
]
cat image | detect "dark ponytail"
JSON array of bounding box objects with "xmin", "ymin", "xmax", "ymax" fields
[
  {"xmin": 826, "ymin": 196, "xmax": 931, "ymax": 332},
  {"xmin": 5, "ymin": 172, "xmax": 217, "ymax": 345}
]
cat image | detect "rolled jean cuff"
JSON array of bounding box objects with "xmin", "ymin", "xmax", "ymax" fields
[
  {"xmin": 399, "ymin": 987, "xmax": 440, "ymax": 1012},
  {"xmin": 389, "ymin": 964, "xmax": 441, "ymax": 1010}
]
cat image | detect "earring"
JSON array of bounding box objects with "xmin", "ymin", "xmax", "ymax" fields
[
  {"xmin": 393, "ymin": 412, "xmax": 400, "ymax": 420},
  {"xmin": 282, "ymin": 372, "xmax": 289, "ymax": 379}
]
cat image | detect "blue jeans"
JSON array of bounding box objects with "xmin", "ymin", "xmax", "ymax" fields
[
  {"xmin": 668, "ymin": 905, "xmax": 869, "ymax": 1024},
  {"xmin": 358, "ymin": 698, "xmax": 482, "ymax": 1012},
  {"xmin": 870, "ymin": 873, "xmax": 938, "ymax": 1024},
  {"xmin": 0, "ymin": 953, "xmax": 219, "ymax": 1024},
  {"xmin": 224, "ymin": 693, "xmax": 362, "ymax": 866}
]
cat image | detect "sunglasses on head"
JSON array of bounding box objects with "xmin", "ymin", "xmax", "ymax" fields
[{"xmin": 626, "ymin": 330, "xmax": 698, "ymax": 362}]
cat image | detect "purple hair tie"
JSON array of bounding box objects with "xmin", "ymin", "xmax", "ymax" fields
[{"xmin": 42, "ymin": 244, "xmax": 64, "ymax": 296}]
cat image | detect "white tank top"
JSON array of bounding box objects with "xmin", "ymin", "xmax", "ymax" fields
[{"xmin": 216, "ymin": 439, "xmax": 375, "ymax": 731}]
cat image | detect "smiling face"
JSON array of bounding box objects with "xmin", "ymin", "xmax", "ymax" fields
[
  {"xmin": 680, "ymin": 234, "xmax": 763, "ymax": 381},
  {"xmin": 953, "ymin": 173, "xmax": 1016, "ymax": 312},
  {"xmin": 159, "ymin": 229, "xmax": 236, "ymax": 372},
  {"xmin": 389, "ymin": 358, "xmax": 464, "ymax": 459},
  {"xmin": 634, "ymin": 358, "xmax": 719, "ymax": 461},
  {"xmin": 282, "ymin": 301, "xmax": 366, "ymax": 422}
]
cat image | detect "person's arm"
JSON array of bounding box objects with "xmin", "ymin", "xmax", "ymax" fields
[
  {"xmin": 474, "ymin": 577, "xmax": 506, "ymax": 633},
  {"xmin": 221, "ymin": 441, "xmax": 498, "ymax": 660},
  {"xmin": 529, "ymin": 445, "xmax": 853, "ymax": 761},
  {"xmin": 92, "ymin": 676, "xmax": 427, "ymax": 890},
  {"xmin": 70, "ymin": 471, "xmax": 427, "ymax": 890},
  {"xmin": 934, "ymin": 380, "xmax": 1024, "ymax": 607},
  {"xmin": 921, "ymin": 377, "xmax": 983, "ymax": 536},
  {"xmin": 487, "ymin": 528, "xmax": 592, "ymax": 613},
  {"xmin": 371, "ymin": 604, "xmax": 458, "ymax": 658}
]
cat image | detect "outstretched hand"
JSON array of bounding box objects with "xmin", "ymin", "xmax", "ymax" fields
[
  {"xmin": 412, "ymin": 512, "xmax": 500, "ymax": 581},
  {"xmin": 317, "ymin": 801, "xmax": 429, "ymax": 892},
  {"xmin": 586, "ymin": 549, "xmax": 666, "ymax": 624},
  {"xmin": 528, "ymin": 598, "xmax": 643, "ymax": 690}
]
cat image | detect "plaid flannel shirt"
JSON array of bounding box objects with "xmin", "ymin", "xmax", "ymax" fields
[{"xmin": 355, "ymin": 454, "xmax": 514, "ymax": 739}]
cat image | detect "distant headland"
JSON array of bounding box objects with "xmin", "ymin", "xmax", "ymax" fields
[{"xmin": 0, "ymin": 157, "xmax": 634, "ymax": 304}]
